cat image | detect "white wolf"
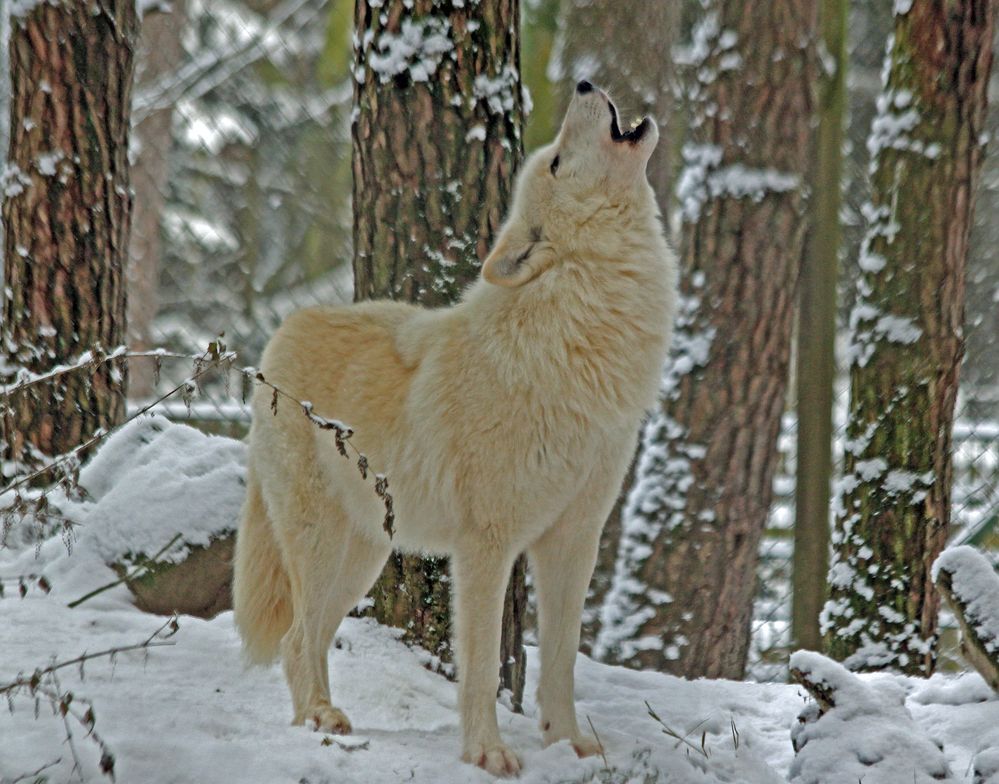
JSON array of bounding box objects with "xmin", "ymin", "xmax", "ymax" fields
[{"xmin": 233, "ymin": 81, "xmax": 677, "ymax": 776}]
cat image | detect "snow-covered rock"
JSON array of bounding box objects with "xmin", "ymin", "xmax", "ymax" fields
[
  {"xmin": 78, "ymin": 414, "xmax": 246, "ymax": 617},
  {"xmin": 78, "ymin": 414, "xmax": 245, "ymax": 565},
  {"xmin": 1, "ymin": 415, "xmax": 246, "ymax": 617},
  {"xmin": 789, "ymin": 650, "xmax": 954, "ymax": 783}
]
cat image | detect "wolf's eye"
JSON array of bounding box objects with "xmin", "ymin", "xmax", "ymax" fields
[{"xmin": 550, "ymin": 154, "xmax": 560, "ymax": 176}]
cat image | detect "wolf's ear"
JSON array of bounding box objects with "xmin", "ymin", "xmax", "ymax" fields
[{"xmin": 482, "ymin": 235, "xmax": 556, "ymax": 288}]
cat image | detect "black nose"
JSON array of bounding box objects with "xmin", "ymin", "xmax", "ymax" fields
[{"xmin": 576, "ymin": 80, "xmax": 594, "ymax": 94}]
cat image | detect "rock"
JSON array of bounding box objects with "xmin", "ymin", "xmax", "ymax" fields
[{"xmin": 115, "ymin": 534, "xmax": 235, "ymax": 618}]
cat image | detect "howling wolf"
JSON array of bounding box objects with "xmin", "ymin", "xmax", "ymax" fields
[{"xmin": 233, "ymin": 81, "xmax": 677, "ymax": 776}]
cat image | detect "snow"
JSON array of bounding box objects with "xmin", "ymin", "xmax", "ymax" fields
[
  {"xmin": 789, "ymin": 651, "xmax": 955, "ymax": 783},
  {"xmin": 933, "ymin": 546, "xmax": 999, "ymax": 656},
  {"xmin": 365, "ymin": 17, "xmax": 454, "ymax": 84},
  {"xmin": 1, "ymin": 415, "xmax": 244, "ymax": 572},
  {"xmin": 9, "ymin": 0, "xmax": 46, "ymax": 18},
  {"xmin": 473, "ymin": 66, "xmax": 521, "ymax": 116},
  {"xmin": 676, "ymin": 144, "xmax": 799, "ymax": 224},
  {"xmin": 0, "ymin": 597, "xmax": 799, "ymax": 784},
  {"xmin": 1, "ymin": 163, "xmax": 31, "ymax": 198},
  {"xmin": 3, "ymin": 594, "xmax": 997, "ymax": 784},
  {"xmin": 3, "ymin": 422, "xmax": 999, "ymax": 782}
]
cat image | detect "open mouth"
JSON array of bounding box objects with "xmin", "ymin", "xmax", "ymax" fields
[{"xmin": 608, "ymin": 100, "xmax": 650, "ymax": 144}]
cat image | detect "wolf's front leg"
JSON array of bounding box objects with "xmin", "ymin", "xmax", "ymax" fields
[
  {"xmin": 528, "ymin": 497, "xmax": 608, "ymax": 757},
  {"xmin": 452, "ymin": 551, "xmax": 521, "ymax": 777}
]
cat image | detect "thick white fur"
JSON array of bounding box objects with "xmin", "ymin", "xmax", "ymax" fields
[{"xmin": 233, "ymin": 86, "xmax": 677, "ymax": 777}]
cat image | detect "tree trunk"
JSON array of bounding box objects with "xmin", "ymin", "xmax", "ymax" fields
[
  {"xmin": 791, "ymin": 0, "xmax": 847, "ymax": 653},
  {"xmin": 1, "ymin": 0, "xmax": 137, "ymax": 474},
  {"xmin": 551, "ymin": 0, "xmax": 681, "ymax": 654},
  {"xmin": 596, "ymin": 0, "xmax": 817, "ymax": 679},
  {"xmin": 127, "ymin": 0, "xmax": 188, "ymax": 399},
  {"xmin": 352, "ymin": 0, "xmax": 527, "ymax": 709},
  {"xmin": 823, "ymin": 0, "xmax": 995, "ymax": 676}
]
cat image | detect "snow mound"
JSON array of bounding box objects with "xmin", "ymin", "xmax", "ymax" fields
[
  {"xmin": 789, "ymin": 650, "xmax": 954, "ymax": 783},
  {"xmin": 976, "ymin": 748, "xmax": 999, "ymax": 783},
  {"xmin": 77, "ymin": 414, "xmax": 246, "ymax": 565},
  {"xmin": 933, "ymin": 545, "xmax": 999, "ymax": 657}
]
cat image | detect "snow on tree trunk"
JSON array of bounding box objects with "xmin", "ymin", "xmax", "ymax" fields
[
  {"xmin": 550, "ymin": 0, "xmax": 680, "ymax": 654},
  {"xmin": 1, "ymin": 0, "xmax": 137, "ymax": 473},
  {"xmin": 933, "ymin": 546, "xmax": 999, "ymax": 693},
  {"xmin": 822, "ymin": 0, "xmax": 995, "ymax": 677},
  {"xmin": 594, "ymin": 0, "xmax": 817, "ymax": 678},
  {"xmin": 789, "ymin": 650, "xmax": 955, "ymax": 783},
  {"xmin": 351, "ymin": 0, "xmax": 528, "ymax": 710}
]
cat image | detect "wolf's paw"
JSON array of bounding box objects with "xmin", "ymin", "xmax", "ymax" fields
[
  {"xmin": 304, "ymin": 706, "xmax": 352, "ymax": 735},
  {"xmin": 570, "ymin": 734, "xmax": 603, "ymax": 759},
  {"xmin": 462, "ymin": 742, "xmax": 521, "ymax": 777}
]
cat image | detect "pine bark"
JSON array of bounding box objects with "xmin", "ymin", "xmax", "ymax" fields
[
  {"xmin": 823, "ymin": 0, "xmax": 995, "ymax": 676},
  {"xmin": 2, "ymin": 0, "xmax": 138, "ymax": 472},
  {"xmin": 597, "ymin": 0, "xmax": 817, "ymax": 678},
  {"xmin": 352, "ymin": 0, "xmax": 527, "ymax": 709},
  {"xmin": 791, "ymin": 0, "xmax": 847, "ymax": 652}
]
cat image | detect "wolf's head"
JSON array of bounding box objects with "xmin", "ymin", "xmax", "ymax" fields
[{"xmin": 482, "ymin": 81, "xmax": 660, "ymax": 288}]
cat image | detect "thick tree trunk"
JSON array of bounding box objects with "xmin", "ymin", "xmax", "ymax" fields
[
  {"xmin": 127, "ymin": 0, "xmax": 188, "ymax": 399},
  {"xmin": 2, "ymin": 0, "xmax": 137, "ymax": 473},
  {"xmin": 791, "ymin": 0, "xmax": 847, "ymax": 653},
  {"xmin": 352, "ymin": 0, "xmax": 527, "ymax": 709},
  {"xmin": 823, "ymin": 0, "xmax": 995, "ymax": 676},
  {"xmin": 596, "ymin": 0, "xmax": 817, "ymax": 678}
]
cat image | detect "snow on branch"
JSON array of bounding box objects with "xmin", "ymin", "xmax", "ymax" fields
[
  {"xmin": 933, "ymin": 545, "xmax": 999, "ymax": 693},
  {"xmin": 1, "ymin": 346, "xmax": 217, "ymax": 401},
  {"xmin": 0, "ymin": 342, "xmax": 236, "ymax": 501},
  {"xmin": 789, "ymin": 650, "xmax": 954, "ymax": 783},
  {"xmin": 0, "ymin": 615, "xmax": 179, "ymax": 782},
  {"xmin": 1, "ymin": 340, "xmax": 397, "ymax": 554},
  {"xmin": 245, "ymin": 368, "xmax": 394, "ymax": 538}
]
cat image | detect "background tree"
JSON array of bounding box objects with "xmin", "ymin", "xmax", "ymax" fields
[
  {"xmin": 596, "ymin": 0, "xmax": 817, "ymax": 678},
  {"xmin": 128, "ymin": 0, "xmax": 188, "ymax": 399},
  {"xmin": 148, "ymin": 0, "xmax": 354, "ymax": 374},
  {"xmin": 351, "ymin": 0, "xmax": 528, "ymax": 708},
  {"xmin": 1, "ymin": 0, "xmax": 138, "ymax": 472},
  {"xmin": 823, "ymin": 0, "xmax": 996, "ymax": 676},
  {"xmin": 549, "ymin": 0, "xmax": 681, "ymax": 652},
  {"xmin": 791, "ymin": 0, "xmax": 847, "ymax": 652}
]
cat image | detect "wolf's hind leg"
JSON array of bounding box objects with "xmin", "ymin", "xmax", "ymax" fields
[{"xmin": 279, "ymin": 511, "xmax": 390, "ymax": 734}]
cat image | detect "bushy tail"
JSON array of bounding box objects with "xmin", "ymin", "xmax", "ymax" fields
[{"xmin": 233, "ymin": 468, "xmax": 292, "ymax": 664}]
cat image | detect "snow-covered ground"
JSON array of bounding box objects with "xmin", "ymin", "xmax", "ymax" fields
[
  {"xmin": 2, "ymin": 418, "xmax": 998, "ymax": 783},
  {"xmin": 2, "ymin": 586, "xmax": 997, "ymax": 783}
]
